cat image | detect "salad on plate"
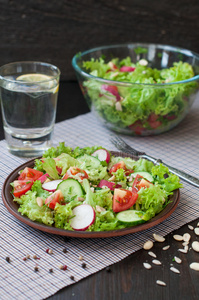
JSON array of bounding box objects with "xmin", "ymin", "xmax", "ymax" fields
[{"xmin": 11, "ymin": 143, "xmax": 182, "ymax": 232}]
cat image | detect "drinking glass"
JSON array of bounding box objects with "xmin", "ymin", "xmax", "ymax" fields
[{"xmin": 0, "ymin": 61, "xmax": 60, "ymax": 157}]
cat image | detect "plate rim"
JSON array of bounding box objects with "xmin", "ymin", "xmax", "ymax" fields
[{"xmin": 1, "ymin": 151, "xmax": 180, "ymax": 238}]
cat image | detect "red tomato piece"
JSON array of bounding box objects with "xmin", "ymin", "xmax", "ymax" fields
[
  {"xmin": 63, "ymin": 167, "xmax": 88, "ymax": 181},
  {"xmin": 13, "ymin": 179, "xmax": 34, "ymax": 197},
  {"xmin": 129, "ymin": 120, "xmax": 145, "ymax": 135},
  {"xmin": 109, "ymin": 161, "xmax": 126, "ymax": 174},
  {"xmin": 137, "ymin": 178, "xmax": 152, "ymax": 190},
  {"xmin": 18, "ymin": 167, "xmax": 43, "ymax": 182},
  {"xmin": 45, "ymin": 190, "xmax": 64, "ymax": 209},
  {"xmin": 132, "ymin": 174, "xmax": 143, "ymax": 189},
  {"xmin": 113, "ymin": 188, "xmax": 138, "ymax": 213},
  {"xmin": 147, "ymin": 113, "xmax": 162, "ymax": 129}
]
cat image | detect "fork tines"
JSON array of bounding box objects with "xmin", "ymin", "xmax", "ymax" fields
[{"xmin": 110, "ymin": 135, "xmax": 143, "ymax": 156}]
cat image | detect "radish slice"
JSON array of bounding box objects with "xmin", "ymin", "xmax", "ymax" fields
[
  {"xmin": 42, "ymin": 179, "xmax": 63, "ymax": 192},
  {"xmin": 71, "ymin": 204, "xmax": 95, "ymax": 231},
  {"xmin": 92, "ymin": 149, "xmax": 110, "ymax": 163},
  {"xmin": 38, "ymin": 173, "xmax": 49, "ymax": 184},
  {"xmin": 120, "ymin": 66, "xmax": 135, "ymax": 72},
  {"xmin": 101, "ymin": 85, "xmax": 121, "ymax": 101},
  {"xmin": 98, "ymin": 179, "xmax": 122, "ymax": 191}
]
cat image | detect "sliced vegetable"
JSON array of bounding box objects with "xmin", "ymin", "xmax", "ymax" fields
[
  {"xmin": 42, "ymin": 179, "xmax": 63, "ymax": 192},
  {"xmin": 38, "ymin": 173, "xmax": 50, "ymax": 184},
  {"xmin": 92, "ymin": 149, "xmax": 110, "ymax": 163},
  {"xmin": 63, "ymin": 167, "xmax": 88, "ymax": 181},
  {"xmin": 58, "ymin": 178, "xmax": 85, "ymax": 201},
  {"xmin": 13, "ymin": 179, "xmax": 33, "ymax": 197},
  {"xmin": 112, "ymin": 188, "xmax": 138, "ymax": 213},
  {"xmin": 18, "ymin": 168, "xmax": 43, "ymax": 182},
  {"xmin": 45, "ymin": 190, "xmax": 64, "ymax": 209},
  {"xmin": 70, "ymin": 204, "xmax": 96, "ymax": 231},
  {"xmin": 116, "ymin": 210, "xmax": 145, "ymax": 225}
]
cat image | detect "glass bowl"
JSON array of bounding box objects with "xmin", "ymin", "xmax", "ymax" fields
[{"xmin": 72, "ymin": 43, "xmax": 199, "ymax": 136}]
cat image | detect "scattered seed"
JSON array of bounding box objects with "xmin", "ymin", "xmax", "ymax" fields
[
  {"xmin": 178, "ymin": 248, "xmax": 188, "ymax": 253},
  {"xmin": 143, "ymin": 241, "xmax": 153, "ymax": 250},
  {"xmin": 79, "ymin": 255, "xmax": 83, "ymax": 261},
  {"xmin": 174, "ymin": 256, "xmax": 182, "ymax": 264},
  {"xmin": 46, "ymin": 249, "xmax": 49, "ymax": 253},
  {"xmin": 183, "ymin": 233, "xmax": 191, "ymax": 242},
  {"xmin": 173, "ymin": 234, "xmax": 184, "ymax": 241},
  {"xmin": 5, "ymin": 257, "xmax": 10, "ymax": 263},
  {"xmin": 48, "ymin": 249, "xmax": 53, "ymax": 254},
  {"xmin": 156, "ymin": 280, "xmax": 166, "ymax": 286},
  {"xmin": 184, "ymin": 245, "xmax": 189, "ymax": 251},
  {"xmin": 36, "ymin": 197, "xmax": 43, "ymax": 207},
  {"xmin": 63, "ymin": 248, "xmax": 68, "ymax": 253},
  {"xmin": 23, "ymin": 257, "xmax": 27, "ymax": 261},
  {"xmin": 49, "ymin": 268, "xmax": 53, "ymax": 273},
  {"xmin": 190, "ymin": 262, "xmax": 199, "ymax": 271},
  {"xmin": 26, "ymin": 255, "xmax": 30, "ymax": 259},
  {"xmin": 82, "ymin": 262, "xmax": 86, "ymax": 269},
  {"xmin": 188, "ymin": 225, "xmax": 194, "ymax": 230},
  {"xmin": 192, "ymin": 241, "xmax": 199, "ymax": 252},
  {"xmin": 162, "ymin": 245, "xmax": 170, "ymax": 251},
  {"xmin": 59, "ymin": 264, "xmax": 64, "ymax": 270},
  {"xmin": 33, "ymin": 255, "xmax": 37, "ymax": 259},
  {"xmin": 106, "ymin": 266, "xmax": 111, "ymax": 273},
  {"xmin": 197, "ymin": 222, "xmax": 199, "ymax": 227},
  {"xmin": 70, "ymin": 275, "xmax": 75, "ymax": 280},
  {"xmin": 63, "ymin": 265, "xmax": 67, "ymax": 271},
  {"xmin": 152, "ymin": 259, "xmax": 162, "ymax": 265},
  {"xmin": 153, "ymin": 233, "xmax": 165, "ymax": 242},
  {"xmin": 34, "ymin": 266, "xmax": 39, "ymax": 272},
  {"xmin": 194, "ymin": 228, "xmax": 199, "ymax": 236},
  {"xmin": 148, "ymin": 251, "xmax": 156, "ymax": 258},
  {"xmin": 182, "ymin": 241, "xmax": 189, "ymax": 246},
  {"xmin": 170, "ymin": 267, "xmax": 180, "ymax": 274},
  {"xmin": 143, "ymin": 262, "xmax": 152, "ymax": 269}
]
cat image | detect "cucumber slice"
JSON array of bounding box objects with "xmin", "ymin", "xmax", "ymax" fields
[
  {"xmin": 77, "ymin": 154, "xmax": 101, "ymax": 169},
  {"xmin": 116, "ymin": 210, "xmax": 145, "ymax": 225},
  {"xmin": 133, "ymin": 171, "xmax": 153, "ymax": 182},
  {"xmin": 58, "ymin": 178, "xmax": 84, "ymax": 201}
]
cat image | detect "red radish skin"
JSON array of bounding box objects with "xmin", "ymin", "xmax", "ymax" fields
[
  {"xmin": 42, "ymin": 180, "xmax": 63, "ymax": 192},
  {"xmin": 38, "ymin": 173, "xmax": 49, "ymax": 184},
  {"xmin": 120, "ymin": 66, "xmax": 135, "ymax": 72},
  {"xmin": 98, "ymin": 179, "xmax": 122, "ymax": 191},
  {"xmin": 70, "ymin": 204, "xmax": 96, "ymax": 231},
  {"xmin": 92, "ymin": 149, "xmax": 110, "ymax": 163},
  {"xmin": 101, "ymin": 85, "xmax": 121, "ymax": 101}
]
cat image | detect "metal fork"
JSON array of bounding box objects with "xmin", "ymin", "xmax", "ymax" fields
[{"xmin": 110, "ymin": 135, "xmax": 199, "ymax": 188}]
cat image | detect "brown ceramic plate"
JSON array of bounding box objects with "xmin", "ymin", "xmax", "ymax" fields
[{"xmin": 2, "ymin": 151, "xmax": 180, "ymax": 238}]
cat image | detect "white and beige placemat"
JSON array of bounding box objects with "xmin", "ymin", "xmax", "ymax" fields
[{"xmin": 0, "ymin": 99, "xmax": 199, "ymax": 300}]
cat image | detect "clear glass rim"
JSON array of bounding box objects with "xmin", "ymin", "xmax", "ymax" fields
[
  {"xmin": 0, "ymin": 61, "xmax": 61, "ymax": 84},
  {"xmin": 72, "ymin": 43, "xmax": 199, "ymax": 87}
]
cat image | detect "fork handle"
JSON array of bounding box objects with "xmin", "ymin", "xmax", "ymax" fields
[{"xmin": 141, "ymin": 154, "xmax": 199, "ymax": 188}]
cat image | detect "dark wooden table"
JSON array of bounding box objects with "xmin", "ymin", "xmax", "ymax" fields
[{"xmin": 1, "ymin": 82, "xmax": 199, "ymax": 300}]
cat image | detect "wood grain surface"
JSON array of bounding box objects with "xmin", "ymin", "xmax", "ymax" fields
[{"xmin": 1, "ymin": 0, "xmax": 199, "ymax": 80}]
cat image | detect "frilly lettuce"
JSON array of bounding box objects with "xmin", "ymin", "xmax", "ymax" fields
[{"xmin": 54, "ymin": 201, "xmax": 79, "ymax": 230}]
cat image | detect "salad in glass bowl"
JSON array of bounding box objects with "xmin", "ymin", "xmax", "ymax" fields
[
  {"xmin": 72, "ymin": 43, "xmax": 199, "ymax": 136},
  {"xmin": 11, "ymin": 143, "xmax": 182, "ymax": 232}
]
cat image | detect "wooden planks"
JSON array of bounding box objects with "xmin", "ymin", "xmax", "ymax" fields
[{"xmin": 0, "ymin": 0, "xmax": 198, "ymax": 80}]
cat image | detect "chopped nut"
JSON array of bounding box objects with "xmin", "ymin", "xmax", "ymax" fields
[
  {"xmin": 178, "ymin": 248, "xmax": 188, "ymax": 253},
  {"xmin": 183, "ymin": 233, "xmax": 191, "ymax": 242},
  {"xmin": 139, "ymin": 59, "xmax": 148, "ymax": 66},
  {"xmin": 143, "ymin": 241, "xmax": 153, "ymax": 250},
  {"xmin": 143, "ymin": 262, "xmax": 152, "ymax": 269},
  {"xmin": 148, "ymin": 251, "xmax": 156, "ymax": 258},
  {"xmin": 59, "ymin": 264, "xmax": 64, "ymax": 270},
  {"xmin": 152, "ymin": 259, "xmax": 162, "ymax": 265},
  {"xmin": 153, "ymin": 233, "xmax": 165, "ymax": 242},
  {"xmin": 190, "ymin": 262, "xmax": 199, "ymax": 271},
  {"xmin": 156, "ymin": 280, "xmax": 166, "ymax": 286},
  {"xmin": 182, "ymin": 241, "xmax": 189, "ymax": 246},
  {"xmin": 188, "ymin": 225, "xmax": 194, "ymax": 230},
  {"xmin": 5, "ymin": 257, "xmax": 10, "ymax": 263},
  {"xmin": 192, "ymin": 241, "xmax": 199, "ymax": 252},
  {"xmin": 26, "ymin": 255, "xmax": 30, "ymax": 259},
  {"xmin": 170, "ymin": 267, "xmax": 180, "ymax": 274},
  {"xmin": 77, "ymin": 197, "xmax": 84, "ymax": 201},
  {"xmin": 162, "ymin": 245, "xmax": 170, "ymax": 251},
  {"xmin": 79, "ymin": 255, "xmax": 83, "ymax": 261},
  {"xmin": 96, "ymin": 205, "xmax": 106, "ymax": 213},
  {"xmin": 194, "ymin": 228, "xmax": 199, "ymax": 236},
  {"xmin": 33, "ymin": 255, "xmax": 37, "ymax": 259},
  {"xmin": 36, "ymin": 197, "xmax": 43, "ymax": 207},
  {"xmin": 48, "ymin": 249, "xmax": 53, "ymax": 254},
  {"xmin": 115, "ymin": 101, "xmax": 122, "ymax": 111},
  {"xmin": 174, "ymin": 256, "xmax": 182, "ymax": 264},
  {"xmin": 173, "ymin": 234, "xmax": 184, "ymax": 241}
]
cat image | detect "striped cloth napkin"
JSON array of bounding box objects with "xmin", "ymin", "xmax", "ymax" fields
[{"xmin": 0, "ymin": 99, "xmax": 199, "ymax": 300}]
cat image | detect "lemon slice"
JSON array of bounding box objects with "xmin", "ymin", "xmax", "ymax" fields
[{"xmin": 16, "ymin": 73, "xmax": 58, "ymax": 93}]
